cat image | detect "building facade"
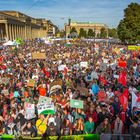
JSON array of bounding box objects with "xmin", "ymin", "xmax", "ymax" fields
[
  {"xmin": 0, "ymin": 11, "xmax": 57, "ymax": 41},
  {"xmin": 65, "ymin": 20, "xmax": 107, "ymax": 38}
]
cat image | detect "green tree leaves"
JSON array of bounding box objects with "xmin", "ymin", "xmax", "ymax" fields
[{"xmin": 118, "ymin": 2, "xmax": 140, "ymax": 44}]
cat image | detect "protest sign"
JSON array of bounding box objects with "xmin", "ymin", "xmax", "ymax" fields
[
  {"xmin": 38, "ymin": 96, "xmax": 52, "ymax": 104},
  {"xmin": 25, "ymin": 103, "xmax": 35, "ymax": 120},
  {"xmin": 32, "ymin": 52, "xmax": 46, "ymax": 59},
  {"xmin": 70, "ymin": 99, "xmax": 83, "ymax": 109},
  {"xmin": 58, "ymin": 65, "xmax": 66, "ymax": 71},
  {"xmin": 80, "ymin": 62, "xmax": 88, "ymax": 68},
  {"xmin": 27, "ymin": 79, "xmax": 35, "ymax": 87},
  {"xmin": 37, "ymin": 102, "xmax": 55, "ymax": 115}
]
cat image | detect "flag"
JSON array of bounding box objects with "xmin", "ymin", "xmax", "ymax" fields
[
  {"xmin": 99, "ymin": 76, "xmax": 107, "ymax": 85},
  {"xmin": 119, "ymin": 88, "xmax": 128, "ymax": 111},
  {"xmin": 118, "ymin": 71, "xmax": 126, "ymax": 86},
  {"xmin": 118, "ymin": 59, "xmax": 127, "ymax": 68},
  {"xmin": 42, "ymin": 67, "xmax": 49, "ymax": 78}
]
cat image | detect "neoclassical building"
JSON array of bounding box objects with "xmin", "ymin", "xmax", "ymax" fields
[
  {"xmin": 0, "ymin": 11, "xmax": 57, "ymax": 41},
  {"xmin": 65, "ymin": 20, "xmax": 107, "ymax": 37}
]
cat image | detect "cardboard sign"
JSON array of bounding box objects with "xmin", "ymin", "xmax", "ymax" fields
[
  {"xmin": 25, "ymin": 103, "xmax": 35, "ymax": 120},
  {"xmin": 70, "ymin": 99, "xmax": 83, "ymax": 109},
  {"xmin": 80, "ymin": 62, "xmax": 88, "ymax": 68},
  {"xmin": 32, "ymin": 52, "xmax": 46, "ymax": 59},
  {"xmin": 37, "ymin": 102, "xmax": 55, "ymax": 115},
  {"xmin": 27, "ymin": 79, "xmax": 35, "ymax": 87}
]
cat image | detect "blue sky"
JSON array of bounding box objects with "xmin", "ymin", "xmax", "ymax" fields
[{"xmin": 0, "ymin": 0, "xmax": 140, "ymax": 29}]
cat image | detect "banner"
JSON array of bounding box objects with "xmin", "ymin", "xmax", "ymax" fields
[
  {"xmin": 128, "ymin": 46, "xmax": 140, "ymax": 51},
  {"xmin": 70, "ymin": 99, "xmax": 83, "ymax": 109},
  {"xmin": 37, "ymin": 102, "xmax": 55, "ymax": 115},
  {"xmin": 25, "ymin": 103, "xmax": 35, "ymax": 120},
  {"xmin": 32, "ymin": 52, "xmax": 46, "ymax": 59}
]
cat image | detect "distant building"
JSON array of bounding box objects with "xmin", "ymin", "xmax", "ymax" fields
[
  {"xmin": 0, "ymin": 11, "xmax": 57, "ymax": 40},
  {"xmin": 65, "ymin": 19, "xmax": 107, "ymax": 38}
]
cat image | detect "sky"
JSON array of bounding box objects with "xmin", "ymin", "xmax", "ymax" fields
[{"xmin": 0, "ymin": 0, "xmax": 140, "ymax": 29}]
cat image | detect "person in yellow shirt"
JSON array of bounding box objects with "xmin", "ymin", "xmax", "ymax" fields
[{"xmin": 36, "ymin": 114, "xmax": 50, "ymax": 136}]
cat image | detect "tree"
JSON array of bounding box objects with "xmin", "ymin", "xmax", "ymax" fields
[
  {"xmin": 70, "ymin": 27, "xmax": 77, "ymax": 34},
  {"xmin": 87, "ymin": 29, "xmax": 93, "ymax": 38},
  {"xmin": 100, "ymin": 27, "xmax": 107, "ymax": 38},
  {"xmin": 79, "ymin": 28, "xmax": 87, "ymax": 38},
  {"xmin": 97, "ymin": 33, "xmax": 100, "ymax": 38},
  {"xmin": 108, "ymin": 28, "xmax": 118, "ymax": 38},
  {"xmin": 59, "ymin": 30, "xmax": 66, "ymax": 38},
  {"xmin": 117, "ymin": 3, "xmax": 140, "ymax": 44}
]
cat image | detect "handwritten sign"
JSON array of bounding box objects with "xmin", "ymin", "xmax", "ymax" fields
[
  {"xmin": 37, "ymin": 102, "xmax": 55, "ymax": 115},
  {"xmin": 25, "ymin": 103, "xmax": 35, "ymax": 120}
]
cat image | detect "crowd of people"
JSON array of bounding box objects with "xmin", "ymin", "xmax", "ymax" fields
[{"xmin": 0, "ymin": 39, "xmax": 140, "ymax": 139}]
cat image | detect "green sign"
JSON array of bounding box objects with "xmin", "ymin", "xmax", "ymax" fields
[{"xmin": 70, "ymin": 99, "xmax": 83, "ymax": 109}]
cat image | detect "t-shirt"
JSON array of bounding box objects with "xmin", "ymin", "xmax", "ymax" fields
[
  {"xmin": 36, "ymin": 119, "xmax": 47, "ymax": 135},
  {"xmin": 38, "ymin": 87, "xmax": 46, "ymax": 96},
  {"xmin": 84, "ymin": 121, "xmax": 94, "ymax": 134}
]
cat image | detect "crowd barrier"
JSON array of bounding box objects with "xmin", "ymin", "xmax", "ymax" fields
[
  {"xmin": 100, "ymin": 134, "xmax": 140, "ymax": 140},
  {"xmin": 0, "ymin": 134, "xmax": 100, "ymax": 140}
]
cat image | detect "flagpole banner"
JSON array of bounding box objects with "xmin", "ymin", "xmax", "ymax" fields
[{"xmin": 70, "ymin": 99, "xmax": 83, "ymax": 109}]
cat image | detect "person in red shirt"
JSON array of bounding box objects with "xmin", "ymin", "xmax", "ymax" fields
[{"xmin": 37, "ymin": 84, "xmax": 46, "ymax": 96}]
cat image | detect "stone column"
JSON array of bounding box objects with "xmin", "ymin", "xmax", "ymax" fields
[
  {"xmin": 5, "ymin": 23, "xmax": 9, "ymax": 40},
  {"xmin": 8, "ymin": 24, "xmax": 10, "ymax": 40},
  {"xmin": 20, "ymin": 26, "xmax": 22, "ymax": 39},
  {"xmin": 11, "ymin": 24, "xmax": 14, "ymax": 41}
]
